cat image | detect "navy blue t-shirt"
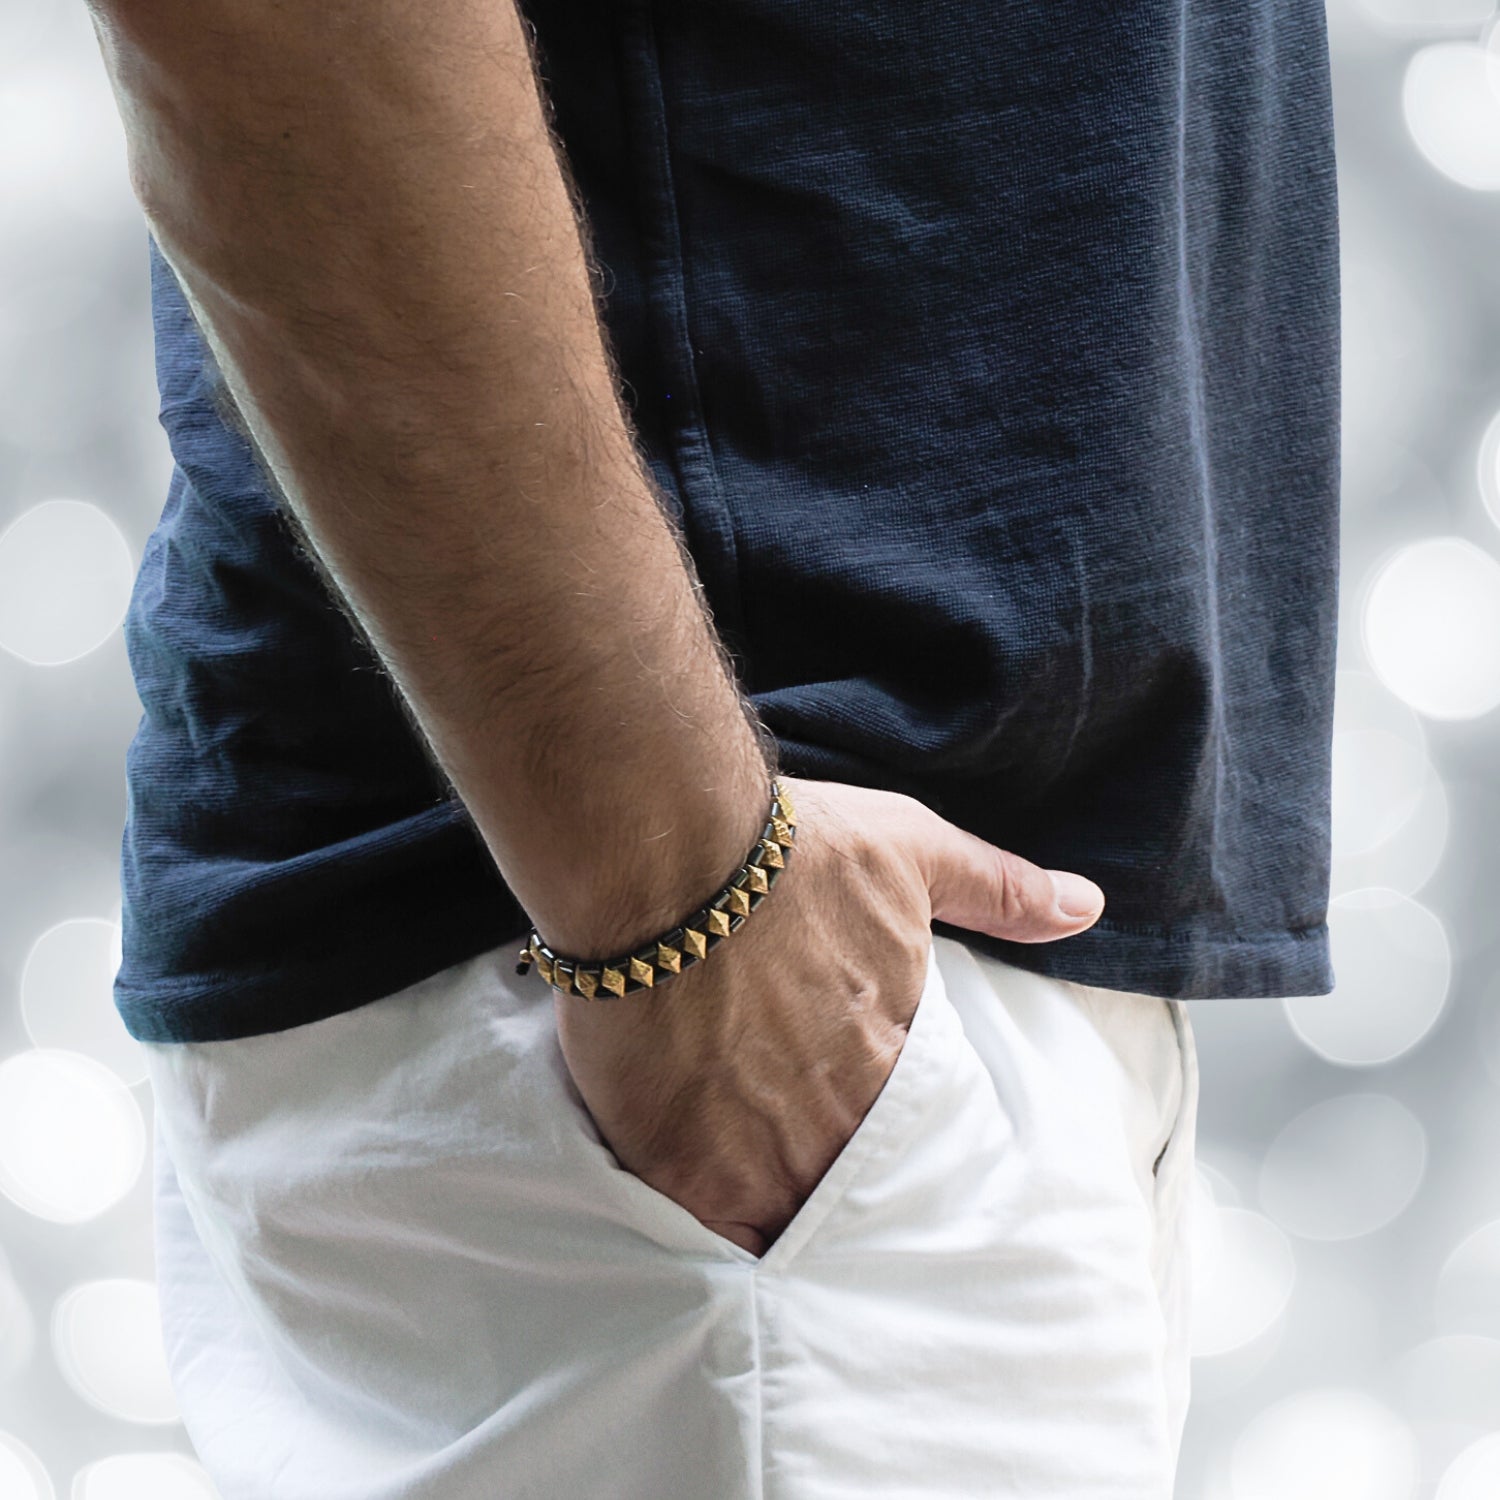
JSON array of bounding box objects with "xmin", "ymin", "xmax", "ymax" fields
[{"xmin": 116, "ymin": 0, "xmax": 1341, "ymax": 1042}]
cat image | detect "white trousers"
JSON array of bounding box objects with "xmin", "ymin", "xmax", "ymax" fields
[{"xmin": 143, "ymin": 933, "xmax": 1200, "ymax": 1499}]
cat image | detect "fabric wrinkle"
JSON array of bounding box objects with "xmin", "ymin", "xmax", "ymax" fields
[{"xmin": 144, "ymin": 934, "xmax": 1198, "ymax": 1497}]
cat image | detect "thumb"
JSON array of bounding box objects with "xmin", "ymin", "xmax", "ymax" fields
[{"xmin": 918, "ymin": 816, "xmax": 1105, "ymax": 942}]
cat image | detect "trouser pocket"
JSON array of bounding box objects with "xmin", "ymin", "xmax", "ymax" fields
[
  {"xmin": 571, "ymin": 938, "xmax": 968, "ymax": 1272},
  {"xmin": 144, "ymin": 939, "xmax": 1197, "ymax": 1499}
]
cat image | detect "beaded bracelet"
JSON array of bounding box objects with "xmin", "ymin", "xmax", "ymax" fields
[{"xmin": 514, "ymin": 779, "xmax": 797, "ymax": 999}]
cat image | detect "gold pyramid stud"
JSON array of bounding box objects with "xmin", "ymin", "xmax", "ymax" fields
[
  {"xmin": 552, "ymin": 966, "xmax": 574, "ymax": 995},
  {"xmin": 771, "ymin": 817, "xmax": 794, "ymax": 847},
  {"xmin": 746, "ymin": 864, "xmax": 769, "ymax": 894},
  {"xmin": 629, "ymin": 956, "xmax": 655, "ymax": 987},
  {"xmin": 601, "ymin": 966, "xmax": 626, "ymax": 997},
  {"xmin": 657, "ymin": 943, "xmax": 682, "ymax": 974},
  {"xmin": 759, "ymin": 840, "xmax": 784, "ymax": 869},
  {"xmin": 706, "ymin": 907, "xmax": 731, "ymax": 937},
  {"xmin": 537, "ymin": 954, "xmax": 555, "ymax": 985},
  {"xmin": 776, "ymin": 787, "xmax": 795, "ymax": 822},
  {"xmin": 725, "ymin": 885, "xmax": 752, "ymax": 917},
  {"xmin": 681, "ymin": 927, "xmax": 708, "ymax": 960},
  {"xmin": 574, "ymin": 969, "xmax": 599, "ymax": 1000}
]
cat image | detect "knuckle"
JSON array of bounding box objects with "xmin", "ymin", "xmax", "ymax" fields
[{"xmin": 991, "ymin": 846, "xmax": 1034, "ymax": 924}]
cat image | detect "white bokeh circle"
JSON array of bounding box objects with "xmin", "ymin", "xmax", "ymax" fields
[
  {"xmin": 1258, "ymin": 1093, "xmax": 1426, "ymax": 1242},
  {"xmin": 1330, "ymin": 729, "xmax": 1433, "ymax": 858},
  {"xmin": 1195, "ymin": 1157, "xmax": 1243, "ymax": 1210},
  {"xmin": 1392, "ymin": 1334, "xmax": 1500, "ymax": 1419},
  {"xmin": 52, "ymin": 1280, "xmax": 179, "ymax": 1426},
  {"xmin": 1436, "ymin": 1219, "xmax": 1500, "ymax": 1339},
  {"xmin": 1362, "ymin": 537, "xmax": 1500, "ymax": 720},
  {"xmin": 1388, "ymin": 1334, "xmax": 1500, "ymax": 1478},
  {"xmin": 1191, "ymin": 1198, "xmax": 1297, "ymax": 1359},
  {"xmin": 0, "ymin": 500, "xmax": 135, "ymax": 666},
  {"xmin": 0, "ymin": 1431, "xmax": 54, "ymax": 1500},
  {"xmin": 0, "ymin": 1246, "xmax": 35, "ymax": 1380},
  {"xmin": 1331, "ymin": 664, "xmax": 1433, "ymax": 865},
  {"xmin": 1331, "ymin": 764, "xmax": 1449, "ymax": 900},
  {"xmin": 21, "ymin": 918, "xmax": 144, "ymax": 1087},
  {"xmin": 1334, "ymin": 669, "xmax": 1429, "ymax": 749},
  {"xmin": 1352, "ymin": 0, "xmax": 1498, "ymax": 31},
  {"xmin": 1479, "ymin": 408, "xmax": 1500, "ymax": 533},
  {"xmin": 71, "ymin": 1453, "xmax": 218, "ymax": 1500},
  {"xmin": 1402, "ymin": 43, "xmax": 1500, "ymax": 191},
  {"xmin": 1284, "ymin": 889, "xmax": 1450, "ymax": 1065},
  {"xmin": 1329, "ymin": 672, "xmax": 1447, "ymax": 895},
  {"xmin": 0, "ymin": 1049, "xmax": 145, "ymax": 1223},
  {"xmin": 1231, "ymin": 1389, "xmax": 1419, "ymax": 1500},
  {"xmin": 1437, "ymin": 1434, "xmax": 1500, "ymax": 1499}
]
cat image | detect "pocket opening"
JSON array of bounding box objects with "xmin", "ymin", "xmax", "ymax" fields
[{"xmin": 588, "ymin": 941, "xmax": 953, "ymax": 1272}]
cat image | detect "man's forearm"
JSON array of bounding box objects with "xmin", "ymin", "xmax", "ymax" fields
[{"xmin": 87, "ymin": 0, "xmax": 773, "ymax": 955}]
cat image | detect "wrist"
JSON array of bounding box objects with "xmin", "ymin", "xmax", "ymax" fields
[
  {"xmin": 523, "ymin": 776, "xmax": 796, "ymax": 1000},
  {"xmin": 522, "ymin": 740, "xmax": 777, "ymax": 961}
]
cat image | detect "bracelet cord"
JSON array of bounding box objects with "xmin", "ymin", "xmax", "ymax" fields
[{"xmin": 514, "ymin": 779, "xmax": 796, "ymax": 999}]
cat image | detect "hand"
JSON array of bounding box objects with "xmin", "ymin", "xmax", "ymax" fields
[{"xmin": 552, "ymin": 776, "xmax": 1105, "ymax": 1256}]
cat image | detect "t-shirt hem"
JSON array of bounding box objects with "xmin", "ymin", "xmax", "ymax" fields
[
  {"xmin": 120, "ymin": 913, "xmax": 1331, "ymax": 1044},
  {"xmin": 116, "ymin": 920, "xmax": 530, "ymax": 1046},
  {"xmin": 932, "ymin": 915, "xmax": 1334, "ymax": 1001}
]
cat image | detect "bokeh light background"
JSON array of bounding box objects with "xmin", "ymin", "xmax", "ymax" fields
[{"xmin": 2, "ymin": 1, "xmax": 1500, "ymax": 1495}]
